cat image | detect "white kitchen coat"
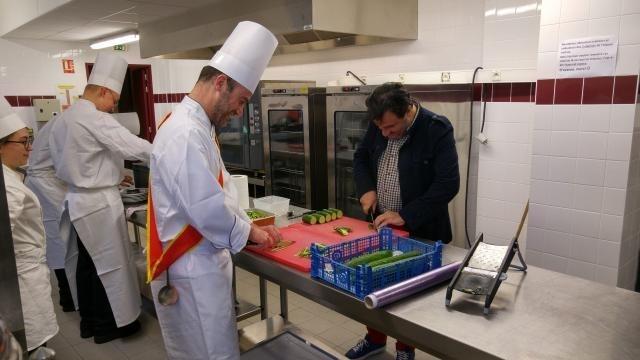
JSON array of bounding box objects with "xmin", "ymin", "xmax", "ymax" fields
[
  {"xmin": 49, "ymin": 99, "xmax": 151, "ymax": 327},
  {"xmin": 149, "ymin": 96, "xmax": 252, "ymax": 360},
  {"xmin": 3, "ymin": 164, "xmax": 59, "ymax": 351},
  {"xmin": 25, "ymin": 117, "xmax": 67, "ymax": 270}
]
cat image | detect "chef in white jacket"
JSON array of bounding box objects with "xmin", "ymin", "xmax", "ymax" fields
[
  {"xmin": 25, "ymin": 115, "xmax": 75, "ymax": 312},
  {"xmin": 49, "ymin": 53, "xmax": 152, "ymax": 344},
  {"xmin": 149, "ymin": 21, "xmax": 279, "ymax": 360},
  {"xmin": 0, "ymin": 99, "xmax": 58, "ymax": 352}
]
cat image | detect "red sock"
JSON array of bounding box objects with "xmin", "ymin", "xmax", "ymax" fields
[
  {"xmin": 396, "ymin": 341, "xmax": 415, "ymax": 352},
  {"xmin": 365, "ymin": 326, "xmax": 387, "ymax": 345}
]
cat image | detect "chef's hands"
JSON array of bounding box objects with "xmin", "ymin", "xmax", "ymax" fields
[
  {"xmin": 120, "ymin": 175, "xmax": 134, "ymax": 187},
  {"xmin": 374, "ymin": 211, "xmax": 405, "ymax": 229},
  {"xmin": 248, "ymin": 224, "xmax": 281, "ymax": 248},
  {"xmin": 360, "ymin": 190, "xmax": 377, "ymax": 215}
]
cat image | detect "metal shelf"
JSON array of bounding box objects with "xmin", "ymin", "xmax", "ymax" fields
[
  {"xmin": 271, "ymin": 149, "xmax": 304, "ymax": 156},
  {"xmin": 274, "ymin": 168, "xmax": 304, "ymax": 175}
]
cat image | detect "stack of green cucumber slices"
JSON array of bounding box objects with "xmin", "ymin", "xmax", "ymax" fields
[{"xmin": 301, "ymin": 208, "xmax": 343, "ymax": 225}]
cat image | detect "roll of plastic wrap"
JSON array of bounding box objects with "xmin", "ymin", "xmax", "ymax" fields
[
  {"xmin": 364, "ymin": 261, "xmax": 462, "ymax": 309},
  {"xmin": 231, "ymin": 174, "xmax": 250, "ymax": 210}
]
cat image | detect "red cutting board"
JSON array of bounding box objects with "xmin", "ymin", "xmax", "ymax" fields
[
  {"xmin": 290, "ymin": 216, "xmax": 409, "ymax": 243},
  {"xmin": 244, "ymin": 217, "xmax": 409, "ymax": 272}
]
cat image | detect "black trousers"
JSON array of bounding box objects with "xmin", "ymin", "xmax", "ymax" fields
[
  {"xmin": 54, "ymin": 269, "xmax": 74, "ymax": 310},
  {"xmin": 75, "ymin": 229, "xmax": 119, "ymax": 336}
]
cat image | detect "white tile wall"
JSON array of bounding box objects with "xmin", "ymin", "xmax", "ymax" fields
[
  {"xmin": 531, "ymin": 0, "xmax": 639, "ymax": 287},
  {"xmin": 571, "ymin": 209, "xmax": 601, "ymax": 237},
  {"xmin": 603, "ymin": 188, "xmax": 627, "ymax": 215},
  {"xmin": 587, "ymin": 16, "xmax": 621, "ymax": 37},
  {"xmin": 615, "ymin": 44, "xmax": 640, "ymax": 75},
  {"xmin": 560, "ymin": 0, "xmax": 590, "ymax": 22},
  {"xmin": 558, "ymin": 19, "xmax": 589, "ymax": 42},
  {"xmin": 574, "ymin": 158, "xmax": 605, "ymax": 185},
  {"xmin": 570, "ymin": 234, "xmax": 599, "ymax": 262},
  {"xmin": 622, "ymin": 0, "xmax": 640, "ymax": 14},
  {"xmin": 538, "ymin": 24, "xmax": 560, "ymax": 52},
  {"xmin": 589, "ymin": 0, "xmax": 622, "ymax": 18},
  {"xmin": 600, "ymin": 214, "xmax": 624, "ymax": 242},
  {"xmin": 579, "ymin": 105, "xmax": 610, "ymax": 132},
  {"xmin": 573, "ymin": 184, "xmax": 604, "ymax": 212},
  {"xmin": 549, "ymin": 131, "xmax": 578, "ymax": 157},
  {"xmin": 606, "ymin": 133, "xmax": 632, "ymax": 160},
  {"xmin": 604, "ymin": 160, "xmax": 630, "ymax": 188},
  {"xmin": 610, "ymin": 105, "xmax": 636, "ymax": 133},
  {"xmin": 476, "ymin": 103, "xmax": 534, "ymax": 249},
  {"xmin": 619, "ymin": 13, "xmax": 640, "ymax": 45},
  {"xmin": 597, "ymin": 240, "xmax": 621, "ymax": 267},
  {"xmin": 547, "ymin": 156, "xmax": 576, "ymax": 181},
  {"xmin": 567, "ymin": 258, "xmax": 597, "ymax": 280},
  {"xmin": 577, "ymin": 132, "xmax": 608, "ymax": 159},
  {"xmin": 552, "ymin": 105, "xmax": 579, "ymax": 130}
]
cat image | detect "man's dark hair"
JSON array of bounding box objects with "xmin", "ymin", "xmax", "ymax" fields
[
  {"xmin": 365, "ymin": 82, "xmax": 411, "ymax": 122},
  {"xmin": 197, "ymin": 65, "xmax": 238, "ymax": 91}
]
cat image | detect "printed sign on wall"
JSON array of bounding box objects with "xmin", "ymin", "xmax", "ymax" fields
[
  {"xmin": 557, "ymin": 36, "xmax": 618, "ymax": 78},
  {"xmin": 62, "ymin": 59, "xmax": 75, "ymax": 74}
]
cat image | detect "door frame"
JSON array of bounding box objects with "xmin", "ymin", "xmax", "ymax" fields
[{"xmin": 85, "ymin": 63, "xmax": 157, "ymax": 141}]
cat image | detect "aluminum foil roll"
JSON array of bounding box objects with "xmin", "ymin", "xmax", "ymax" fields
[{"xmin": 364, "ymin": 261, "xmax": 462, "ymax": 309}]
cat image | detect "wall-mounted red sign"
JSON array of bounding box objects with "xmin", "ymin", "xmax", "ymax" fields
[{"xmin": 62, "ymin": 59, "xmax": 75, "ymax": 74}]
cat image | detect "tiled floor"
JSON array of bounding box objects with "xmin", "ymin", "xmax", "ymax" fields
[{"xmin": 47, "ymin": 267, "xmax": 437, "ymax": 359}]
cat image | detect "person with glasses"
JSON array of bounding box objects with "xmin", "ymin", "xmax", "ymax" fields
[
  {"xmin": 49, "ymin": 53, "xmax": 152, "ymax": 344},
  {"xmin": 25, "ymin": 113, "xmax": 75, "ymax": 314},
  {"xmin": 0, "ymin": 98, "xmax": 59, "ymax": 353}
]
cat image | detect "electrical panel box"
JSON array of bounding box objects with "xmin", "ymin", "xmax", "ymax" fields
[{"xmin": 33, "ymin": 99, "xmax": 61, "ymax": 122}]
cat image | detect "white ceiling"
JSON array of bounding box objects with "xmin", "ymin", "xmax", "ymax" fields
[{"xmin": 5, "ymin": 0, "xmax": 219, "ymax": 42}]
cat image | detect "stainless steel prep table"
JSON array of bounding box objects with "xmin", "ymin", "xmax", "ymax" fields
[{"xmin": 126, "ymin": 205, "xmax": 640, "ymax": 359}]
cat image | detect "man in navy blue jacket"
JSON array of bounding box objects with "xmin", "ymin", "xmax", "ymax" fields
[{"xmin": 346, "ymin": 82, "xmax": 460, "ymax": 360}]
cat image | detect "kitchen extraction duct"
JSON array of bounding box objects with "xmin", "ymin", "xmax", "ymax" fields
[{"xmin": 139, "ymin": 0, "xmax": 417, "ymax": 59}]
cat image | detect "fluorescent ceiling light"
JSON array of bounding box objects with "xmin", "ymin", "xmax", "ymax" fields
[
  {"xmin": 516, "ymin": 3, "xmax": 538, "ymax": 14},
  {"xmin": 485, "ymin": 8, "xmax": 496, "ymax": 17},
  {"xmin": 497, "ymin": 7, "xmax": 516, "ymax": 16},
  {"xmin": 90, "ymin": 32, "xmax": 139, "ymax": 49}
]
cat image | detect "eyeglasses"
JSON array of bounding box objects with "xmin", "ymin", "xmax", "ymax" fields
[{"xmin": 5, "ymin": 137, "xmax": 33, "ymax": 149}]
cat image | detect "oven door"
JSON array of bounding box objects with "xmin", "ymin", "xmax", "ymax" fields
[
  {"xmin": 326, "ymin": 94, "xmax": 369, "ymax": 220},
  {"xmin": 219, "ymin": 108, "xmax": 250, "ymax": 169},
  {"xmin": 261, "ymin": 95, "xmax": 311, "ymax": 208}
]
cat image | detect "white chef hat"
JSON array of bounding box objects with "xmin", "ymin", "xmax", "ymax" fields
[
  {"xmin": 88, "ymin": 52, "xmax": 128, "ymax": 95},
  {"xmin": 209, "ymin": 21, "xmax": 278, "ymax": 93},
  {"xmin": 0, "ymin": 97, "xmax": 28, "ymax": 139}
]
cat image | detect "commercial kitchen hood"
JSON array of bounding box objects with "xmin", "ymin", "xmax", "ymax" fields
[{"xmin": 139, "ymin": 0, "xmax": 417, "ymax": 59}]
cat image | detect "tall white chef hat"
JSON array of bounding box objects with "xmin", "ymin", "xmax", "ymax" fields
[
  {"xmin": 0, "ymin": 97, "xmax": 28, "ymax": 139},
  {"xmin": 88, "ymin": 52, "xmax": 128, "ymax": 95},
  {"xmin": 209, "ymin": 21, "xmax": 278, "ymax": 93}
]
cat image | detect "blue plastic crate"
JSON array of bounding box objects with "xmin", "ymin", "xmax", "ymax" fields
[{"xmin": 310, "ymin": 227, "xmax": 443, "ymax": 299}]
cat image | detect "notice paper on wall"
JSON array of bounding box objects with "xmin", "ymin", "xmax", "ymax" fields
[{"xmin": 557, "ymin": 35, "xmax": 618, "ymax": 78}]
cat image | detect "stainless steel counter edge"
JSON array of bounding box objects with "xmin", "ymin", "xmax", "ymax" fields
[
  {"xmin": 234, "ymin": 249, "xmax": 498, "ymax": 360},
  {"xmin": 235, "ymin": 246, "xmax": 640, "ymax": 360}
]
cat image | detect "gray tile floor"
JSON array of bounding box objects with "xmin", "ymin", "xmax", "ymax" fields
[{"xmin": 47, "ymin": 267, "xmax": 437, "ymax": 359}]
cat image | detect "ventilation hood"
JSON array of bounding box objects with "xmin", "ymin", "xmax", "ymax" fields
[{"xmin": 139, "ymin": 0, "xmax": 417, "ymax": 59}]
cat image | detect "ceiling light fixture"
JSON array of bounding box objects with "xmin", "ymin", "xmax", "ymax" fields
[{"xmin": 90, "ymin": 31, "xmax": 139, "ymax": 50}]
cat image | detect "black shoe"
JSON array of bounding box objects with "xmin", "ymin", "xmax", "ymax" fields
[
  {"xmin": 94, "ymin": 320, "xmax": 141, "ymax": 344},
  {"xmin": 80, "ymin": 326, "xmax": 93, "ymax": 339}
]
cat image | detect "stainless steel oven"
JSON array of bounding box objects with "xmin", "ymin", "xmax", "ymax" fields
[
  {"xmin": 219, "ymin": 81, "xmax": 315, "ymax": 172},
  {"xmin": 261, "ymin": 86, "xmax": 326, "ymax": 209},
  {"xmin": 326, "ymin": 85, "xmax": 376, "ymax": 220}
]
